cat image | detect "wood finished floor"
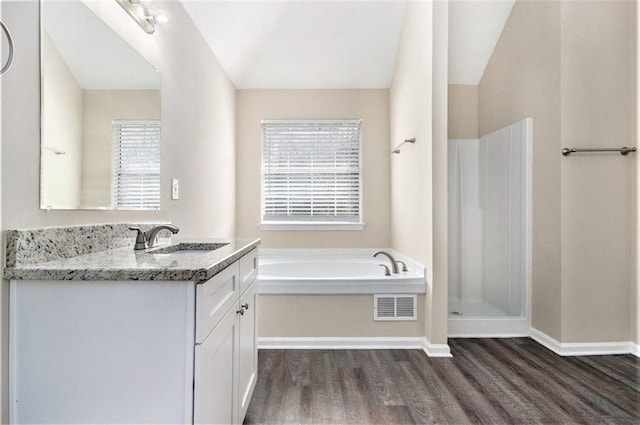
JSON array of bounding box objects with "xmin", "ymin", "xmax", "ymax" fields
[{"xmin": 244, "ymin": 338, "xmax": 639, "ymax": 424}]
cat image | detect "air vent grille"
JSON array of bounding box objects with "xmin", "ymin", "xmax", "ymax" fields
[{"xmin": 374, "ymin": 294, "xmax": 417, "ymax": 321}]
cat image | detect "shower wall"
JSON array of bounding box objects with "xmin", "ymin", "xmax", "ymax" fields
[{"xmin": 448, "ymin": 118, "xmax": 530, "ymax": 317}]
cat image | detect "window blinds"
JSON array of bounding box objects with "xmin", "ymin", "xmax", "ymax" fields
[
  {"xmin": 262, "ymin": 120, "xmax": 362, "ymax": 223},
  {"xmin": 112, "ymin": 120, "xmax": 161, "ymax": 211}
]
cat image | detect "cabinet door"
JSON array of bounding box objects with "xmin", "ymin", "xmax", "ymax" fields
[
  {"xmin": 194, "ymin": 304, "xmax": 240, "ymax": 425},
  {"xmin": 239, "ymin": 248, "xmax": 258, "ymax": 294},
  {"xmin": 195, "ymin": 262, "xmax": 240, "ymax": 344},
  {"xmin": 237, "ymin": 282, "xmax": 258, "ymax": 422}
]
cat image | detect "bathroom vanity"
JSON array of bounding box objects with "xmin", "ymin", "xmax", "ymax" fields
[{"xmin": 4, "ymin": 224, "xmax": 260, "ymax": 424}]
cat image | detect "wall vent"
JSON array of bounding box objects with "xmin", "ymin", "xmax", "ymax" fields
[{"xmin": 374, "ymin": 294, "xmax": 417, "ymax": 321}]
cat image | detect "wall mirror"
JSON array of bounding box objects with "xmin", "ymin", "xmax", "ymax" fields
[{"xmin": 40, "ymin": 0, "xmax": 161, "ymax": 211}]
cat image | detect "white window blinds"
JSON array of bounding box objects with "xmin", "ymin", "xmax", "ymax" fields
[
  {"xmin": 262, "ymin": 120, "xmax": 362, "ymax": 223},
  {"xmin": 112, "ymin": 120, "xmax": 161, "ymax": 211}
]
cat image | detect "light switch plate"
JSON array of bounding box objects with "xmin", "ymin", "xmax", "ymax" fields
[{"xmin": 171, "ymin": 178, "xmax": 179, "ymax": 200}]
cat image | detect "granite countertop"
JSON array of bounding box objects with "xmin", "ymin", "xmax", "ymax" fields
[{"xmin": 4, "ymin": 238, "xmax": 261, "ymax": 282}]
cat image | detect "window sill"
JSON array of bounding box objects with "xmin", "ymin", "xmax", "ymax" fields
[{"xmin": 260, "ymin": 222, "xmax": 366, "ymax": 231}]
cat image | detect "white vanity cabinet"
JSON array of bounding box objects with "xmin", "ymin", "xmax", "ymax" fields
[
  {"xmin": 9, "ymin": 248, "xmax": 259, "ymax": 425},
  {"xmin": 193, "ymin": 249, "xmax": 258, "ymax": 425}
]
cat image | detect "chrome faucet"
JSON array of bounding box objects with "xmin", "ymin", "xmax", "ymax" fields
[
  {"xmin": 373, "ymin": 250, "xmax": 399, "ymax": 274},
  {"xmin": 129, "ymin": 224, "xmax": 180, "ymax": 250}
]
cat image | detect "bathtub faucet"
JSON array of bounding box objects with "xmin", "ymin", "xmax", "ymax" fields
[{"xmin": 373, "ymin": 250, "xmax": 400, "ymax": 274}]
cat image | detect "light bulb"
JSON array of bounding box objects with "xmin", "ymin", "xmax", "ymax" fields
[{"xmin": 153, "ymin": 12, "xmax": 169, "ymax": 25}]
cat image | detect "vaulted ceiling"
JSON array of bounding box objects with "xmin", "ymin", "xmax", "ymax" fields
[{"xmin": 180, "ymin": 0, "xmax": 515, "ymax": 89}]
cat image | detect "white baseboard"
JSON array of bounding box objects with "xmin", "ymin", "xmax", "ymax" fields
[
  {"xmin": 631, "ymin": 343, "xmax": 640, "ymax": 358},
  {"xmin": 258, "ymin": 336, "xmax": 452, "ymax": 357},
  {"xmin": 530, "ymin": 328, "xmax": 635, "ymax": 356},
  {"xmin": 422, "ymin": 339, "xmax": 453, "ymax": 357}
]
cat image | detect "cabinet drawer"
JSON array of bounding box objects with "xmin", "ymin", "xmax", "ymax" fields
[
  {"xmin": 239, "ymin": 249, "xmax": 258, "ymax": 294},
  {"xmin": 195, "ymin": 262, "xmax": 240, "ymax": 344}
]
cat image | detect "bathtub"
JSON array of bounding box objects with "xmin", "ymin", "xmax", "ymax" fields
[{"xmin": 258, "ymin": 249, "xmax": 425, "ymax": 294}]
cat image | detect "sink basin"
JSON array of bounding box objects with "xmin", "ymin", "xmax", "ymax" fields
[{"xmin": 149, "ymin": 242, "xmax": 229, "ymax": 255}]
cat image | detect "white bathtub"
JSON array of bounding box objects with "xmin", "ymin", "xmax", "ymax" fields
[{"xmin": 258, "ymin": 249, "xmax": 425, "ymax": 294}]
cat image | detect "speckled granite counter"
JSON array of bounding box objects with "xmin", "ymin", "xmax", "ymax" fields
[{"xmin": 3, "ymin": 224, "xmax": 260, "ymax": 281}]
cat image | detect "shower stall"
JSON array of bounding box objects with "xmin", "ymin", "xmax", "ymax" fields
[{"xmin": 448, "ymin": 118, "xmax": 531, "ymax": 336}]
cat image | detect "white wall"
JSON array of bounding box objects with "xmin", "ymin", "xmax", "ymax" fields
[
  {"xmin": 449, "ymin": 120, "xmax": 529, "ymax": 316},
  {"xmin": 448, "ymin": 139, "xmax": 483, "ymax": 303},
  {"xmin": 1, "ymin": 1, "xmax": 238, "ymax": 418},
  {"xmin": 479, "ymin": 0, "xmax": 563, "ymax": 339},
  {"xmin": 390, "ymin": 1, "xmax": 448, "ymax": 345},
  {"xmin": 41, "ymin": 32, "xmax": 83, "ymax": 209},
  {"xmin": 2, "ymin": 0, "xmax": 236, "ymax": 236}
]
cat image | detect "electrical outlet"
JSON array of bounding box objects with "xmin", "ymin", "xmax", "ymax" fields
[{"xmin": 171, "ymin": 178, "xmax": 179, "ymax": 200}]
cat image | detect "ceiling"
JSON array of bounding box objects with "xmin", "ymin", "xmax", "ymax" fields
[
  {"xmin": 182, "ymin": 0, "xmax": 514, "ymax": 89},
  {"xmin": 181, "ymin": 0, "xmax": 407, "ymax": 89},
  {"xmin": 43, "ymin": 0, "xmax": 159, "ymax": 90},
  {"xmin": 449, "ymin": 0, "xmax": 515, "ymax": 85}
]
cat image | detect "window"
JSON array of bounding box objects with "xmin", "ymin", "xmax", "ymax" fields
[
  {"xmin": 112, "ymin": 120, "xmax": 161, "ymax": 210},
  {"xmin": 261, "ymin": 119, "xmax": 363, "ymax": 230}
]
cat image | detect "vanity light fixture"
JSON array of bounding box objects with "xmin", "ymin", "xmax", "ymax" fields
[{"xmin": 116, "ymin": 0, "xmax": 167, "ymax": 34}]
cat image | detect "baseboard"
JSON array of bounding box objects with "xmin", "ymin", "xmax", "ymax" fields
[
  {"xmin": 631, "ymin": 343, "xmax": 640, "ymax": 358},
  {"xmin": 530, "ymin": 328, "xmax": 635, "ymax": 356},
  {"xmin": 422, "ymin": 338, "xmax": 453, "ymax": 357},
  {"xmin": 258, "ymin": 336, "xmax": 452, "ymax": 357}
]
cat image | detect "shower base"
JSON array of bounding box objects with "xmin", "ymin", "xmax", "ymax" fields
[
  {"xmin": 448, "ymin": 299, "xmax": 530, "ymax": 337},
  {"xmin": 448, "ymin": 299, "xmax": 512, "ymax": 317}
]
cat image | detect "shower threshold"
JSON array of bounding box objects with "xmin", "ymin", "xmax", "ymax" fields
[{"xmin": 448, "ymin": 299, "xmax": 529, "ymax": 337}]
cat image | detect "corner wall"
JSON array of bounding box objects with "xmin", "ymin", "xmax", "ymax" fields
[
  {"xmin": 448, "ymin": 84, "xmax": 478, "ymax": 139},
  {"xmin": 478, "ymin": 0, "xmax": 562, "ymax": 340},
  {"xmin": 479, "ymin": 0, "xmax": 636, "ymax": 345},
  {"xmin": 390, "ymin": 1, "xmax": 448, "ymax": 345}
]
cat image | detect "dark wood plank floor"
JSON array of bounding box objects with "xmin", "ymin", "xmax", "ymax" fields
[{"xmin": 244, "ymin": 338, "xmax": 639, "ymax": 424}]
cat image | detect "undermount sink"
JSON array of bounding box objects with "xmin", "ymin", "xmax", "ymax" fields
[{"xmin": 149, "ymin": 242, "xmax": 229, "ymax": 255}]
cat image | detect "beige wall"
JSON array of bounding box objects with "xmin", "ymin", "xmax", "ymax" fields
[
  {"xmin": 389, "ymin": 1, "xmax": 448, "ymax": 344},
  {"xmin": 81, "ymin": 90, "xmax": 160, "ymax": 208},
  {"xmin": 259, "ymin": 295, "xmax": 424, "ymax": 338},
  {"xmin": 41, "ymin": 32, "xmax": 83, "ymax": 209},
  {"xmin": 235, "ymin": 89, "xmax": 390, "ymax": 248},
  {"xmin": 635, "ymin": 0, "xmax": 639, "ymax": 347},
  {"xmin": 479, "ymin": 0, "xmax": 562, "ymax": 340},
  {"xmin": 430, "ymin": 0, "xmax": 449, "ymax": 345},
  {"xmin": 559, "ymin": 0, "xmax": 634, "ymax": 343},
  {"xmin": 237, "ymin": 89, "xmax": 395, "ymax": 339},
  {"xmin": 448, "ymin": 84, "xmax": 478, "ymax": 139},
  {"xmin": 1, "ymin": 1, "xmax": 237, "ymax": 418},
  {"xmin": 480, "ymin": 0, "xmax": 636, "ymax": 344}
]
